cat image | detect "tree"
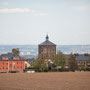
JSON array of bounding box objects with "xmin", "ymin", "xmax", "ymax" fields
[
  {"xmin": 53, "ymin": 51, "xmax": 66, "ymax": 71},
  {"xmin": 88, "ymin": 54, "xmax": 90, "ymax": 67},
  {"xmin": 32, "ymin": 57, "xmax": 48, "ymax": 72},
  {"xmin": 12, "ymin": 48, "xmax": 20, "ymax": 55},
  {"xmin": 68, "ymin": 53, "xmax": 78, "ymax": 72}
]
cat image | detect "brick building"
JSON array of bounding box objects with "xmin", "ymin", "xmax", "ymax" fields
[
  {"xmin": 0, "ymin": 53, "xmax": 25, "ymax": 72},
  {"xmin": 38, "ymin": 35, "xmax": 56, "ymax": 59},
  {"xmin": 66, "ymin": 53, "xmax": 90, "ymax": 67}
]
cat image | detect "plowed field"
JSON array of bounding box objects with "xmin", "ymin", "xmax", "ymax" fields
[{"xmin": 0, "ymin": 72, "xmax": 90, "ymax": 90}]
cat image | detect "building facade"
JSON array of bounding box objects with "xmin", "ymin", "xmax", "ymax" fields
[
  {"xmin": 38, "ymin": 35, "xmax": 56, "ymax": 59},
  {"xmin": 0, "ymin": 53, "xmax": 25, "ymax": 72},
  {"xmin": 66, "ymin": 53, "xmax": 90, "ymax": 67}
]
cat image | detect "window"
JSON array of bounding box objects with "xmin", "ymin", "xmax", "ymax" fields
[
  {"xmin": 25, "ymin": 64, "xmax": 27, "ymax": 67},
  {"xmin": 0, "ymin": 62, "xmax": 1, "ymax": 65},
  {"xmin": 13, "ymin": 57, "xmax": 15, "ymax": 60},
  {"xmin": 6, "ymin": 67, "xmax": 7, "ymax": 69},
  {"xmin": 6, "ymin": 62, "xmax": 8, "ymax": 65},
  {"xmin": 21, "ymin": 66, "xmax": 22, "ymax": 69},
  {"xmin": 17, "ymin": 62, "xmax": 19, "ymax": 64},
  {"xmin": 14, "ymin": 57, "xmax": 19, "ymax": 60},
  {"xmin": 13, "ymin": 66, "xmax": 15, "ymax": 69},
  {"xmin": 3, "ymin": 67, "xmax": 4, "ymax": 69},
  {"xmin": 21, "ymin": 62, "xmax": 23, "ymax": 65},
  {"xmin": 3, "ymin": 62, "xmax": 4, "ymax": 65},
  {"xmin": 48, "ymin": 48, "xmax": 50, "ymax": 58},
  {"xmin": 41, "ymin": 48, "xmax": 43, "ymax": 52},
  {"xmin": 48, "ymin": 48, "xmax": 50, "ymax": 53},
  {"xmin": 4, "ymin": 57, "xmax": 8, "ymax": 60},
  {"xmin": 10, "ymin": 64, "xmax": 12, "ymax": 67},
  {"xmin": 13, "ymin": 62, "xmax": 15, "ymax": 65},
  {"xmin": 0, "ymin": 67, "xmax": 1, "ymax": 69},
  {"xmin": 44, "ymin": 48, "xmax": 47, "ymax": 53},
  {"xmin": 17, "ymin": 66, "xmax": 19, "ymax": 69},
  {"xmin": 53, "ymin": 49, "xmax": 55, "ymax": 51}
]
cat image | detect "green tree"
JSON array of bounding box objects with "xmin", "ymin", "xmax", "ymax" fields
[
  {"xmin": 12, "ymin": 48, "xmax": 20, "ymax": 55},
  {"xmin": 68, "ymin": 53, "xmax": 78, "ymax": 72},
  {"xmin": 53, "ymin": 51, "xmax": 66, "ymax": 71},
  {"xmin": 88, "ymin": 54, "xmax": 90, "ymax": 63},
  {"xmin": 32, "ymin": 57, "xmax": 48, "ymax": 72}
]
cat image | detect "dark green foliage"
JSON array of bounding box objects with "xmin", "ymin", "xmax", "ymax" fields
[
  {"xmin": 52, "ymin": 51, "xmax": 66, "ymax": 71},
  {"xmin": 32, "ymin": 57, "xmax": 48, "ymax": 72},
  {"xmin": 12, "ymin": 48, "xmax": 20, "ymax": 55},
  {"xmin": 53, "ymin": 51, "xmax": 66, "ymax": 66},
  {"xmin": 61, "ymin": 66, "xmax": 65, "ymax": 72},
  {"xmin": 80, "ymin": 67, "xmax": 90, "ymax": 71}
]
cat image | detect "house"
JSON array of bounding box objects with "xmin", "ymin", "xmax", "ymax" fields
[
  {"xmin": 0, "ymin": 53, "xmax": 25, "ymax": 72},
  {"xmin": 66, "ymin": 53, "xmax": 90, "ymax": 67}
]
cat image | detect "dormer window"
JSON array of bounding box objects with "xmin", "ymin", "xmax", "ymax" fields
[
  {"xmin": 13, "ymin": 62, "xmax": 15, "ymax": 65},
  {"xmin": 13, "ymin": 57, "xmax": 19, "ymax": 60},
  {"xmin": 2, "ymin": 57, "xmax": 8, "ymax": 60},
  {"xmin": 21, "ymin": 57, "xmax": 24, "ymax": 59}
]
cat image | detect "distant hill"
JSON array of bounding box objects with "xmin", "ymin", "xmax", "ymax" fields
[{"xmin": 0, "ymin": 45, "xmax": 90, "ymax": 58}]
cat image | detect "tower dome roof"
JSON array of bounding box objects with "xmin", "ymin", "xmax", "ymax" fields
[{"xmin": 39, "ymin": 35, "xmax": 56, "ymax": 46}]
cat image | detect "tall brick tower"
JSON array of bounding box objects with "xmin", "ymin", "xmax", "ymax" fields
[{"xmin": 38, "ymin": 35, "xmax": 56, "ymax": 59}]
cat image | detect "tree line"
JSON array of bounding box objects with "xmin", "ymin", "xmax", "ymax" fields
[{"xmin": 31, "ymin": 51, "xmax": 81, "ymax": 72}]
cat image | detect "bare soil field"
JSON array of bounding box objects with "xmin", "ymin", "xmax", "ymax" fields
[{"xmin": 0, "ymin": 72, "xmax": 90, "ymax": 90}]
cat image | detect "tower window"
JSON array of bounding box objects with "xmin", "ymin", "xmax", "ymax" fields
[{"xmin": 44, "ymin": 48, "xmax": 47, "ymax": 53}]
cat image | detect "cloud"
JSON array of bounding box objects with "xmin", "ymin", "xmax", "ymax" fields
[
  {"xmin": 30, "ymin": 10, "xmax": 36, "ymax": 13},
  {"xmin": 71, "ymin": 2, "xmax": 90, "ymax": 12},
  {"xmin": 0, "ymin": 2, "xmax": 8, "ymax": 7},
  {"xmin": 0, "ymin": 8, "xmax": 48, "ymax": 16},
  {"xmin": 72, "ymin": 5, "xmax": 89, "ymax": 12},
  {"xmin": 33, "ymin": 13, "xmax": 48, "ymax": 16},
  {"xmin": 0, "ymin": 8, "xmax": 30, "ymax": 13}
]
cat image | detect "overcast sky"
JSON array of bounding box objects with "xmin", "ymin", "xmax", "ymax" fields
[{"xmin": 0, "ymin": 0, "xmax": 90, "ymax": 45}]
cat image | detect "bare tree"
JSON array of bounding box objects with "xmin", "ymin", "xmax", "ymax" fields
[{"xmin": 68, "ymin": 53, "xmax": 78, "ymax": 72}]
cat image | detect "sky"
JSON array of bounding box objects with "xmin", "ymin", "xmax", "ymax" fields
[{"xmin": 0, "ymin": 0, "xmax": 90, "ymax": 45}]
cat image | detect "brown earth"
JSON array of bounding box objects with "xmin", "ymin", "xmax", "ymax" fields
[{"xmin": 0, "ymin": 72, "xmax": 90, "ymax": 90}]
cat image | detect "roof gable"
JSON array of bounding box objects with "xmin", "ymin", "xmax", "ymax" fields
[
  {"xmin": 39, "ymin": 34, "xmax": 56, "ymax": 46},
  {"xmin": 39, "ymin": 40, "xmax": 56, "ymax": 46}
]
